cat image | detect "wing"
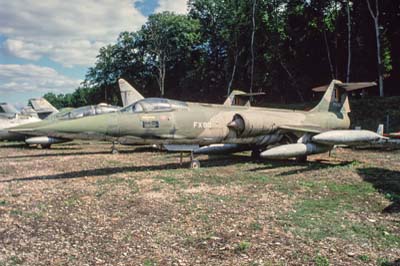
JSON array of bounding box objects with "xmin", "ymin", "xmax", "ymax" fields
[{"xmin": 278, "ymin": 125, "xmax": 328, "ymax": 134}]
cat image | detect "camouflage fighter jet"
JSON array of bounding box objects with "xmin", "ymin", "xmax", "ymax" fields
[
  {"xmin": 0, "ymin": 102, "xmax": 41, "ymax": 141},
  {"xmin": 10, "ymin": 80, "xmax": 384, "ymax": 167},
  {"xmin": 27, "ymin": 98, "xmax": 59, "ymax": 119},
  {"xmin": 5, "ymin": 79, "xmax": 144, "ymax": 148}
]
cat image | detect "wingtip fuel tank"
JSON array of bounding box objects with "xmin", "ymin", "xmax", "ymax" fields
[
  {"xmin": 312, "ymin": 130, "xmax": 385, "ymax": 146},
  {"xmin": 260, "ymin": 143, "xmax": 331, "ymax": 159}
]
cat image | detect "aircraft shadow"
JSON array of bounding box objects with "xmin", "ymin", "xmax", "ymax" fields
[
  {"xmin": 0, "ymin": 155, "xmax": 251, "ymax": 183},
  {"xmin": 0, "ymin": 143, "xmax": 28, "ymax": 149},
  {"xmin": 3, "ymin": 151, "xmax": 114, "ymax": 159},
  {"xmin": 247, "ymin": 159, "xmax": 354, "ymax": 176},
  {"xmin": 357, "ymin": 167, "xmax": 400, "ymax": 214}
]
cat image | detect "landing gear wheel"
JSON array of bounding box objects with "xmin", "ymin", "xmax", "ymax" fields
[
  {"xmin": 111, "ymin": 141, "xmax": 119, "ymax": 154},
  {"xmin": 251, "ymin": 149, "xmax": 261, "ymax": 160},
  {"xmin": 190, "ymin": 159, "xmax": 201, "ymax": 169},
  {"xmin": 295, "ymin": 155, "xmax": 307, "ymax": 163},
  {"xmin": 40, "ymin": 144, "xmax": 51, "ymax": 149}
]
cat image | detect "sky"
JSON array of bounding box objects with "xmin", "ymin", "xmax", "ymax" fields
[{"xmin": 0, "ymin": 0, "xmax": 188, "ymax": 107}]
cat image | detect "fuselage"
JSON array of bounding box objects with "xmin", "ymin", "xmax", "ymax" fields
[
  {"xmin": 0, "ymin": 115, "xmax": 41, "ymax": 141},
  {"xmin": 17, "ymin": 99, "xmax": 351, "ymax": 146}
]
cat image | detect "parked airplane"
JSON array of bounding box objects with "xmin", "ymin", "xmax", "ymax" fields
[
  {"xmin": 10, "ymin": 80, "xmax": 384, "ymax": 168},
  {"xmin": 2, "ymin": 79, "xmax": 143, "ymax": 148}
]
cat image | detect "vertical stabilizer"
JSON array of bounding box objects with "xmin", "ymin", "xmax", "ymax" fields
[
  {"xmin": 118, "ymin": 79, "xmax": 144, "ymax": 107},
  {"xmin": 310, "ymin": 80, "xmax": 376, "ymax": 115},
  {"xmin": 28, "ymin": 98, "xmax": 58, "ymax": 119}
]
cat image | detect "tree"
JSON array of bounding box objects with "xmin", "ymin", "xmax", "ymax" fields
[
  {"xmin": 249, "ymin": 0, "xmax": 257, "ymax": 95},
  {"xmin": 366, "ymin": 0, "xmax": 384, "ymax": 96},
  {"xmin": 346, "ymin": 0, "xmax": 352, "ymax": 82},
  {"xmin": 140, "ymin": 12, "xmax": 200, "ymax": 96}
]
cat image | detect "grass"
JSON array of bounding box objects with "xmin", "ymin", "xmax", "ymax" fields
[
  {"xmin": 1, "ymin": 142, "xmax": 399, "ymax": 265},
  {"xmin": 235, "ymin": 241, "xmax": 251, "ymax": 254},
  {"xmin": 314, "ymin": 254, "xmax": 330, "ymax": 266},
  {"xmin": 1, "ymin": 256, "xmax": 25, "ymax": 266},
  {"xmin": 281, "ymin": 178, "xmax": 400, "ymax": 246},
  {"xmin": 95, "ymin": 176, "xmax": 139, "ymax": 196},
  {"xmin": 143, "ymin": 259, "xmax": 157, "ymax": 266}
]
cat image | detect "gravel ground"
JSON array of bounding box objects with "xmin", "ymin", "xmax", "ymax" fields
[{"xmin": 0, "ymin": 141, "xmax": 399, "ymax": 266}]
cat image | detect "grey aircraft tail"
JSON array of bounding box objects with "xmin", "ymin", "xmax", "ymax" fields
[
  {"xmin": 310, "ymin": 80, "xmax": 376, "ymax": 115},
  {"xmin": 118, "ymin": 79, "xmax": 144, "ymax": 107},
  {"xmin": 28, "ymin": 98, "xmax": 58, "ymax": 119}
]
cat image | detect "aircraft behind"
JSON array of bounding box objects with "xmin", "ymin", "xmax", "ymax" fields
[{"xmin": 2, "ymin": 79, "xmax": 144, "ymax": 147}]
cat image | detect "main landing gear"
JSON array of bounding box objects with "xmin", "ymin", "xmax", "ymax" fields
[
  {"xmin": 180, "ymin": 151, "xmax": 201, "ymax": 169},
  {"xmin": 111, "ymin": 141, "xmax": 119, "ymax": 154}
]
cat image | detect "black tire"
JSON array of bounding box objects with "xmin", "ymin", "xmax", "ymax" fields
[
  {"xmin": 295, "ymin": 155, "xmax": 307, "ymax": 163},
  {"xmin": 40, "ymin": 144, "xmax": 51, "ymax": 149},
  {"xmin": 190, "ymin": 159, "xmax": 201, "ymax": 169},
  {"xmin": 251, "ymin": 149, "xmax": 261, "ymax": 160}
]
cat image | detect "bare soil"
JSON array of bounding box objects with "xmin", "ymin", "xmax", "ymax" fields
[{"xmin": 0, "ymin": 141, "xmax": 399, "ymax": 266}]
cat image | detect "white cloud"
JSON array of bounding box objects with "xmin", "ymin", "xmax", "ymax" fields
[
  {"xmin": 155, "ymin": 0, "xmax": 188, "ymax": 14},
  {"xmin": 0, "ymin": 64, "xmax": 81, "ymax": 95},
  {"xmin": 0, "ymin": 0, "xmax": 147, "ymax": 67}
]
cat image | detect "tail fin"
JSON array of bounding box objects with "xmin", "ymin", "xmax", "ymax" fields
[
  {"xmin": 310, "ymin": 80, "xmax": 376, "ymax": 114},
  {"xmin": 28, "ymin": 98, "xmax": 58, "ymax": 119},
  {"xmin": 223, "ymin": 90, "xmax": 265, "ymax": 106},
  {"xmin": 118, "ymin": 79, "xmax": 144, "ymax": 107},
  {"xmin": 377, "ymin": 124, "xmax": 384, "ymax": 136}
]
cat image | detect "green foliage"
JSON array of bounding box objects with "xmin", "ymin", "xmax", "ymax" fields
[
  {"xmin": 235, "ymin": 241, "xmax": 251, "ymax": 253},
  {"xmin": 314, "ymin": 254, "xmax": 330, "ymax": 266},
  {"xmin": 357, "ymin": 254, "xmax": 370, "ymax": 262},
  {"xmin": 45, "ymin": 0, "xmax": 400, "ymax": 106}
]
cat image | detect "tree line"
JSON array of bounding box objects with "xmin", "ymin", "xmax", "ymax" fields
[{"xmin": 44, "ymin": 0, "xmax": 400, "ymax": 109}]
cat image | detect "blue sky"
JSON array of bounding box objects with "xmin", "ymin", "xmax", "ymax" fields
[{"xmin": 0, "ymin": 0, "xmax": 188, "ymax": 107}]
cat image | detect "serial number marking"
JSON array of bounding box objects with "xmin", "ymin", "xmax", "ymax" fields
[
  {"xmin": 193, "ymin": 121, "xmax": 212, "ymax": 129},
  {"xmin": 142, "ymin": 121, "xmax": 159, "ymax": 128}
]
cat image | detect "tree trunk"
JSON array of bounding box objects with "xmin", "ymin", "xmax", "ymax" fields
[
  {"xmin": 323, "ymin": 30, "xmax": 335, "ymax": 79},
  {"xmin": 346, "ymin": 1, "xmax": 351, "ymax": 83},
  {"xmin": 227, "ymin": 51, "xmax": 239, "ymax": 96},
  {"xmin": 366, "ymin": 0, "xmax": 384, "ymax": 96},
  {"xmin": 280, "ymin": 61, "xmax": 304, "ymax": 102},
  {"xmin": 249, "ymin": 0, "xmax": 257, "ymax": 96},
  {"xmin": 161, "ymin": 57, "xmax": 166, "ymax": 97}
]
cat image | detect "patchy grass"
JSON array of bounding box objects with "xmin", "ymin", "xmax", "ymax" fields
[{"xmin": 0, "ymin": 142, "xmax": 399, "ymax": 265}]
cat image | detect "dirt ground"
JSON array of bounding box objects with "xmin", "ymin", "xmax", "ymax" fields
[{"xmin": 0, "ymin": 141, "xmax": 399, "ymax": 266}]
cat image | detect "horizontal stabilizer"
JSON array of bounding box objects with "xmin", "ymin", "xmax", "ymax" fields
[
  {"xmin": 224, "ymin": 90, "xmax": 265, "ymax": 107},
  {"xmin": 312, "ymin": 82, "xmax": 377, "ymax": 92}
]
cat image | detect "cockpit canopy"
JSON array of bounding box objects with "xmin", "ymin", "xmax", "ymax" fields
[
  {"xmin": 55, "ymin": 104, "xmax": 120, "ymax": 120},
  {"xmin": 121, "ymin": 98, "xmax": 188, "ymax": 113},
  {"xmin": 0, "ymin": 103, "xmax": 18, "ymax": 114}
]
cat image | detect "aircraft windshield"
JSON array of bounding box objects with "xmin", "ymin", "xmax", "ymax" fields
[
  {"xmin": 120, "ymin": 98, "xmax": 188, "ymax": 113},
  {"xmin": 0, "ymin": 103, "xmax": 18, "ymax": 114},
  {"xmin": 58, "ymin": 105, "xmax": 120, "ymax": 120}
]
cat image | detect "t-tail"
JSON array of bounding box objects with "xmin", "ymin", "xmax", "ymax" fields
[
  {"xmin": 223, "ymin": 90, "xmax": 265, "ymax": 107},
  {"xmin": 310, "ymin": 80, "xmax": 376, "ymax": 116},
  {"xmin": 118, "ymin": 79, "xmax": 144, "ymax": 107},
  {"xmin": 28, "ymin": 98, "xmax": 58, "ymax": 119}
]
